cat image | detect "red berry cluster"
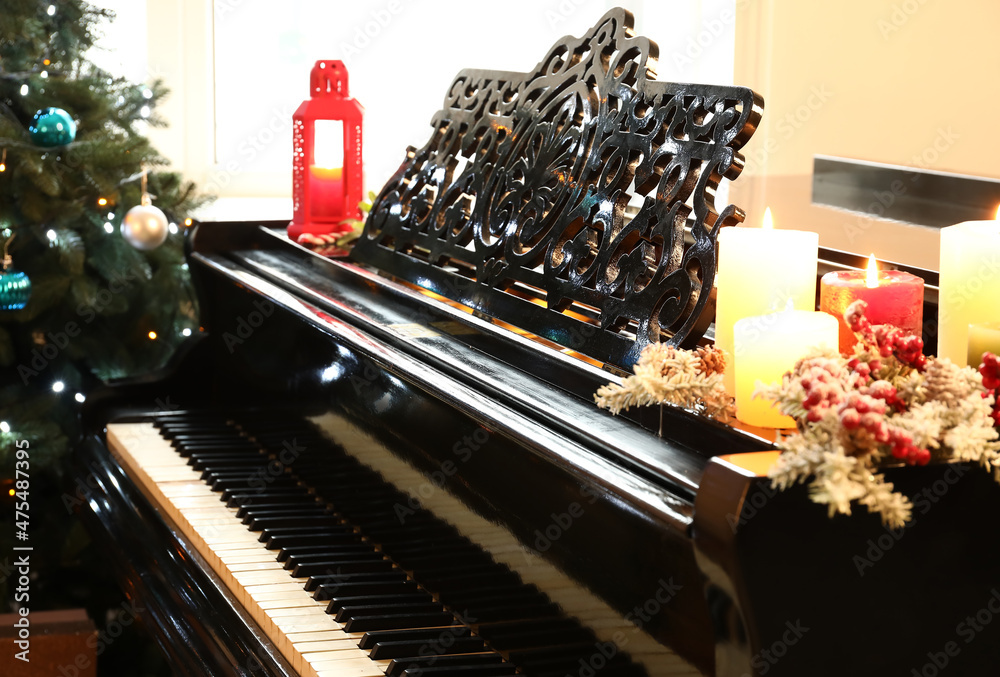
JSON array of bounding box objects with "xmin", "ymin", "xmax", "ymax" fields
[
  {"xmin": 887, "ymin": 429, "xmax": 931, "ymax": 465},
  {"xmin": 798, "ymin": 360, "xmax": 846, "ymax": 423},
  {"xmin": 979, "ymin": 352, "xmax": 1000, "ymax": 427},
  {"xmin": 834, "ymin": 387, "xmax": 928, "ymax": 464},
  {"xmin": 845, "ymin": 300, "xmax": 926, "ymax": 372},
  {"xmin": 872, "ymin": 326, "xmax": 927, "ymax": 372},
  {"xmin": 845, "ymin": 300, "xmax": 875, "ymax": 344}
]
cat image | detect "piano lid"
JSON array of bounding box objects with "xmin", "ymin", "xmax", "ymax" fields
[{"xmin": 351, "ymin": 7, "xmax": 763, "ymax": 370}]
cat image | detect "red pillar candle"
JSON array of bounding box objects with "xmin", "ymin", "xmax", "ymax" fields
[{"xmin": 820, "ymin": 255, "xmax": 924, "ymax": 353}]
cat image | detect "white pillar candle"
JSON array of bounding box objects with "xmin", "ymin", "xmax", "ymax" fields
[
  {"xmin": 968, "ymin": 321, "xmax": 1000, "ymax": 367},
  {"xmin": 734, "ymin": 308, "xmax": 839, "ymax": 428},
  {"xmin": 716, "ymin": 209, "xmax": 819, "ymax": 393},
  {"xmin": 938, "ymin": 213, "xmax": 1000, "ymax": 367}
]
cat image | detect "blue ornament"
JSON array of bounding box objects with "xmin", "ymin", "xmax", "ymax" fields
[
  {"xmin": 28, "ymin": 107, "xmax": 77, "ymax": 147},
  {"xmin": 0, "ymin": 268, "xmax": 31, "ymax": 311}
]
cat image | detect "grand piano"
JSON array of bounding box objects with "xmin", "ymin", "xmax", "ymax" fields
[{"xmin": 77, "ymin": 8, "xmax": 1000, "ymax": 677}]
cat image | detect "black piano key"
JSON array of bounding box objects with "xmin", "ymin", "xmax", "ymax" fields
[
  {"xmin": 191, "ymin": 458, "xmax": 268, "ymax": 472},
  {"xmin": 168, "ymin": 432, "xmax": 248, "ymax": 442},
  {"xmin": 212, "ymin": 477, "xmax": 300, "ymax": 492},
  {"xmin": 344, "ymin": 611, "xmax": 457, "ymax": 633},
  {"xmin": 147, "ymin": 413, "xmax": 656, "ymax": 677},
  {"xmin": 248, "ymin": 514, "xmax": 345, "ymax": 531},
  {"xmin": 236, "ymin": 502, "xmax": 325, "ymax": 519},
  {"xmin": 174, "ymin": 441, "xmax": 259, "ymax": 453},
  {"xmin": 277, "ymin": 544, "xmax": 373, "ymax": 564},
  {"xmin": 358, "ymin": 626, "xmax": 472, "ymax": 650},
  {"xmin": 291, "ymin": 557, "xmax": 395, "ymax": 578},
  {"xmin": 326, "ymin": 592, "xmax": 434, "ymax": 615},
  {"xmin": 246, "ymin": 510, "xmax": 335, "ymax": 528},
  {"xmin": 265, "ymin": 530, "xmax": 362, "ymax": 549},
  {"xmin": 226, "ymin": 491, "xmax": 314, "ymax": 507},
  {"xmin": 311, "ymin": 579, "xmax": 417, "ymax": 599},
  {"xmin": 160, "ymin": 430, "xmax": 242, "ymax": 440},
  {"xmin": 335, "ymin": 602, "xmax": 445, "ymax": 624},
  {"xmin": 370, "ymin": 636, "xmax": 488, "ymax": 661},
  {"xmin": 385, "ymin": 654, "xmax": 505, "ymax": 677},
  {"xmin": 401, "ymin": 665, "xmax": 518, "ymax": 677},
  {"xmin": 282, "ymin": 547, "xmax": 379, "ymax": 568}
]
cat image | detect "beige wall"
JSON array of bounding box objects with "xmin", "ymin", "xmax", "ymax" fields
[{"xmin": 730, "ymin": 0, "xmax": 1000, "ymax": 268}]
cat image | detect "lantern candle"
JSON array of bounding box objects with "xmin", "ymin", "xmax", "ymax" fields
[
  {"xmin": 819, "ymin": 254, "xmax": 924, "ymax": 354},
  {"xmin": 716, "ymin": 208, "xmax": 819, "ymax": 394},
  {"xmin": 968, "ymin": 322, "xmax": 1000, "ymax": 367},
  {"xmin": 308, "ymin": 119, "xmax": 346, "ymax": 219},
  {"xmin": 938, "ymin": 207, "xmax": 1000, "ymax": 367},
  {"xmin": 289, "ymin": 60, "xmax": 364, "ymax": 240},
  {"xmin": 734, "ymin": 307, "xmax": 839, "ymax": 428}
]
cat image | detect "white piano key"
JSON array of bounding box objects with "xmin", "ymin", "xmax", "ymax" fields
[{"xmin": 107, "ymin": 422, "xmax": 384, "ymax": 677}]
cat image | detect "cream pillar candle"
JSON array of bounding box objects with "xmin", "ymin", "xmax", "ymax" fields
[
  {"xmin": 716, "ymin": 208, "xmax": 820, "ymax": 393},
  {"xmin": 938, "ymin": 210, "xmax": 1000, "ymax": 367},
  {"xmin": 734, "ymin": 308, "xmax": 839, "ymax": 428},
  {"xmin": 968, "ymin": 322, "xmax": 1000, "ymax": 367}
]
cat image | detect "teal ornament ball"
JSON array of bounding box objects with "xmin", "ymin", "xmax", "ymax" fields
[
  {"xmin": 0, "ymin": 268, "xmax": 31, "ymax": 311},
  {"xmin": 28, "ymin": 107, "xmax": 77, "ymax": 147}
]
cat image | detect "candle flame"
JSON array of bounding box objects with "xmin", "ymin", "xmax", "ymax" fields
[
  {"xmin": 995, "ymin": 204, "xmax": 1000, "ymax": 220},
  {"xmin": 762, "ymin": 207, "xmax": 773, "ymax": 230},
  {"xmin": 865, "ymin": 253, "xmax": 879, "ymax": 289}
]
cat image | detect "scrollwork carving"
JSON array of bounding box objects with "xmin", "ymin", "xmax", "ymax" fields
[{"xmin": 353, "ymin": 7, "xmax": 762, "ymax": 369}]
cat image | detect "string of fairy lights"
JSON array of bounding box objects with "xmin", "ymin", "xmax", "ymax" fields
[{"xmin": 0, "ymin": 1, "xmax": 201, "ymax": 414}]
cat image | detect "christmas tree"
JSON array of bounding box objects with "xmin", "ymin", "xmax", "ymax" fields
[
  {"xmin": 0, "ymin": 3, "xmax": 203, "ymax": 672},
  {"xmin": 0, "ymin": 1, "xmax": 205, "ymax": 458}
]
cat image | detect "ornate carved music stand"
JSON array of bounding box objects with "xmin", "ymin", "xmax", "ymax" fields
[{"xmin": 353, "ymin": 7, "xmax": 763, "ymax": 370}]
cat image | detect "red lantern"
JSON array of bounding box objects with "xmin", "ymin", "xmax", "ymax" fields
[{"xmin": 288, "ymin": 60, "xmax": 364, "ymax": 240}]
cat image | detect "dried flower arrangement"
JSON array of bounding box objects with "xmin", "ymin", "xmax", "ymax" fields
[
  {"xmin": 594, "ymin": 344, "xmax": 735, "ymax": 432},
  {"xmin": 758, "ymin": 300, "xmax": 1000, "ymax": 528}
]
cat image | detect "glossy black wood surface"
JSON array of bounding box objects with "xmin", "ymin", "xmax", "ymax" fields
[
  {"xmin": 694, "ymin": 458, "xmax": 1000, "ymax": 676},
  {"xmin": 80, "ymin": 220, "xmax": 1000, "ymax": 677}
]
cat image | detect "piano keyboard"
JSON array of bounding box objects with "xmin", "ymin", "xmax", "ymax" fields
[{"xmin": 106, "ymin": 413, "xmax": 652, "ymax": 677}]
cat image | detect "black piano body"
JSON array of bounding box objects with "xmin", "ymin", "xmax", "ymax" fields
[{"xmin": 78, "ymin": 221, "xmax": 1000, "ymax": 677}]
